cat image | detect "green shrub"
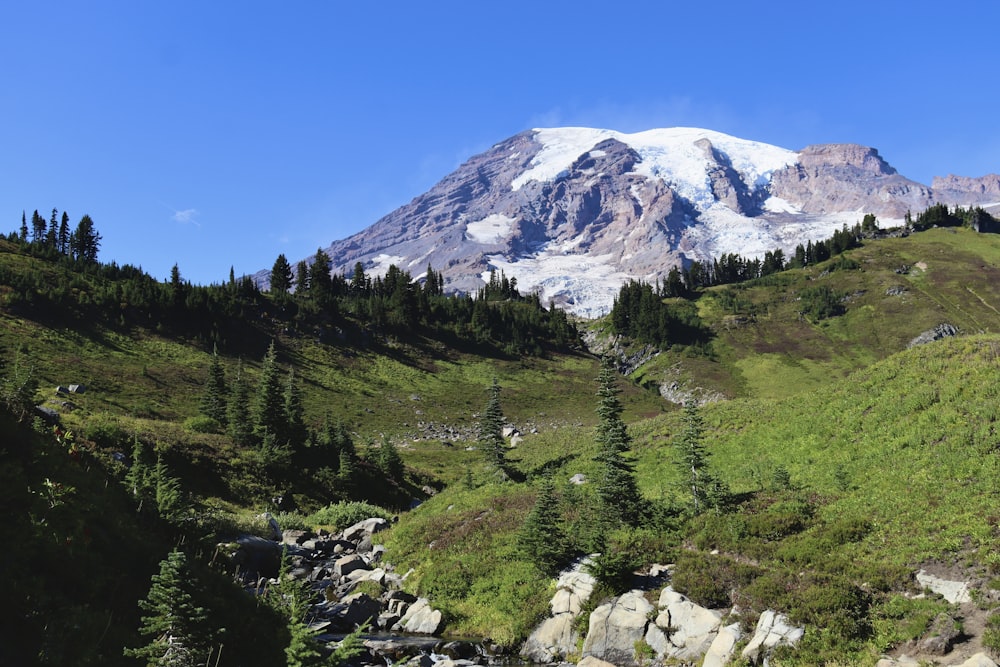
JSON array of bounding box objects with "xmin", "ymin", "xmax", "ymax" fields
[
  {"xmin": 671, "ymin": 552, "xmax": 759, "ymax": 609},
  {"xmin": 306, "ymin": 501, "xmax": 392, "ymax": 532},
  {"xmin": 182, "ymin": 415, "xmax": 220, "ymax": 433},
  {"xmin": 82, "ymin": 413, "xmax": 129, "ymax": 448},
  {"xmin": 983, "ymin": 613, "xmax": 1000, "ymax": 655}
]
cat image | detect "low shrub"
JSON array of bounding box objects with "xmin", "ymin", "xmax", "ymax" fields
[
  {"xmin": 306, "ymin": 501, "xmax": 392, "ymax": 532},
  {"xmin": 183, "ymin": 415, "xmax": 220, "ymax": 433}
]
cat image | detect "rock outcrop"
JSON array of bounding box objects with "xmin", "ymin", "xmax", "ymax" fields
[{"xmin": 520, "ymin": 557, "xmax": 596, "ymax": 663}]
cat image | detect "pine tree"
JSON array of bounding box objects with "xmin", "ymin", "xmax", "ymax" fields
[
  {"xmin": 125, "ymin": 549, "xmax": 214, "ymax": 667},
  {"xmin": 478, "ymin": 377, "xmax": 507, "ymax": 478},
  {"xmin": 283, "ymin": 368, "xmax": 305, "ymax": 447},
  {"xmin": 675, "ymin": 401, "xmax": 717, "ymax": 513},
  {"xmin": 227, "ymin": 361, "xmax": 254, "ymax": 446},
  {"xmin": 593, "ymin": 357, "xmax": 642, "ymax": 525},
  {"xmin": 376, "ymin": 436, "xmax": 404, "ymax": 481},
  {"xmin": 270, "ymin": 253, "xmax": 293, "ymax": 296},
  {"xmin": 518, "ymin": 475, "xmax": 567, "ymax": 575},
  {"xmin": 254, "ymin": 341, "xmax": 286, "ymax": 443},
  {"xmin": 69, "ymin": 214, "xmax": 101, "ymax": 262},
  {"xmin": 57, "ymin": 211, "xmax": 70, "ymax": 255},
  {"xmin": 125, "ymin": 436, "xmax": 155, "ymax": 504},
  {"xmin": 200, "ymin": 346, "xmax": 228, "ymax": 424},
  {"xmin": 19, "ymin": 210, "xmax": 27, "ymax": 242}
]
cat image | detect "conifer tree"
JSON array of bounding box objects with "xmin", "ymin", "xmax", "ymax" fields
[
  {"xmin": 478, "ymin": 377, "xmax": 507, "ymax": 478},
  {"xmin": 518, "ymin": 475, "xmax": 567, "ymax": 575},
  {"xmin": 283, "ymin": 368, "xmax": 306, "ymax": 447},
  {"xmin": 19, "ymin": 210, "xmax": 27, "ymax": 242},
  {"xmin": 675, "ymin": 401, "xmax": 718, "ymax": 513},
  {"xmin": 200, "ymin": 346, "xmax": 228, "ymax": 424},
  {"xmin": 153, "ymin": 454, "xmax": 185, "ymax": 520},
  {"xmin": 125, "ymin": 435, "xmax": 155, "ymax": 503},
  {"xmin": 593, "ymin": 357, "xmax": 642, "ymax": 525},
  {"xmin": 57, "ymin": 211, "xmax": 70, "ymax": 255},
  {"xmin": 376, "ymin": 436, "xmax": 404, "ymax": 482},
  {"xmin": 270, "ymin": 253, "xmax": 293, "ymax": 296},
  {"xmin": 69, "ymin": 214, "xmax": 101, "ymax": 262},
  {"xmin": 125, "ymin": 549, "xmax": 214, "ymax": 667},
  {"xmin": 254, "ymin": 341, "xmax": 286, "ymax": 443},
  {"xmin": 227, "ymin": 361, "xmax": 254, "ymax": 446}
]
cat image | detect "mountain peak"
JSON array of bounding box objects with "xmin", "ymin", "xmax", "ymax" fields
[{"xmin": 279, "ymin": 127, "xmax": 997, "ymax": 318}]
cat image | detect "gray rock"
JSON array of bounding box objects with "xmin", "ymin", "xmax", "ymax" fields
[
  {"xmin": 741, "ymin": 610, "xmax": 804, "ymax": 663},
  {"xmin": 653, "ymin": 587, "xmax": 722, "ymax": 659},
  {"xmin": 333, "ymin": 554, "xmax": 370, "ymax": 578},
  {"xmin": 394, "ymin": 597, "xmax": 444, "ymax": 635},
  {"xmin": 581, "ymin": 590, "xmax": 655, "ymax": 666},
  {"xmin": 701, "ymin": 622, "xmax": 742, "ymax": 667},
  {"xmin": 908, "ymin": 323, "xmax": 958, "ymax": 348},
  {"xmin": 332, "ymin": 592, "xmax": 382, "ymax": 629},
  {"xmin": 520, "ymin": 615, "xmax": 578, "ymax": 664},
  {"xmin": 916, "ymin": 569, "xmax": 971, "ymax": 603},
  {"xmin": 342, "ymin": 517, "xmax": 389, "ymax": 543},
  {"xmin": 919, "ymin": 612, "xmax": 960, "ymax": 655}
]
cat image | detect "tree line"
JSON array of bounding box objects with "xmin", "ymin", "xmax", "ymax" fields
[{"xmin": 4, "ymin": 210, "xmax": 579, "ymax": 357}]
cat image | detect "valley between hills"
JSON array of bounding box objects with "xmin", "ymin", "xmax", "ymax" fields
[{"xmin": 3, "ymin": 212, "xmax": 1000, "ymax": 666}]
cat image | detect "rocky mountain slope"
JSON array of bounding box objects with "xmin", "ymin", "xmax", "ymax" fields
[{"xmin": 288, "ymin": 127, "xmax": 1000, "ymax": 317}]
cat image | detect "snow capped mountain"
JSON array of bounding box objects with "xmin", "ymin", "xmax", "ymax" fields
[{"xmin": 277, "ymin": 127, "xmax": 999, "ymax": 318}]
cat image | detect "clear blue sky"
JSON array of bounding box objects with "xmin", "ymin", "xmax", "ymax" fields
[{"xmin": 3, "ymin": 1, "xmax": 997, "ymax": 286}]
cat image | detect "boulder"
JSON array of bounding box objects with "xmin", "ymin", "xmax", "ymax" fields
[
  {"xmin": 333, "ymin": 554, "xmax": 370, "ymax": 578},
  {"xmin": 231, "ymin": 535, "xmax": 282, "ymax": 578},
  {"xmin": 394, "ymin": 597, "xmax": 444, "ymax": 635},
  {"xmin": 342, "ymin": 517, "xmax": 389, "ymax": 543},
  {"xmin": 581, "ymin": 590, "xmax": 655, "ymax": 666},
  {"xmin": 653, "ymin": 587, "xmax": 722, "ymax": 658},
  {"xmin": 259, "ymin": 512, "xmax": 282, "ymax": 541},
  {"xmin": 576, "ymin": 657, "xmax": 617, "ymax": 667},
  {"xmin": 918, "ymin": 612, "xmax": 960, "ymax": 655},
  {"xmin": 916, "ymin": 569, "xmax": 971, "ymax": 603},
  {"xmin": 520, "ymin": 615, "xmax": 578, "ymax": 663},
  {"xmin": 741, "ymin": 610, "xmax": 804, "ymax": 663},
  {"xmin": 333, "ymin": 592, "xmax": 382, "ymax": 628},
  {"xmin": 551, "ymin": 567, "xmax": 596, "ymax": 616},
  {"xmin": 701, "ymin": 622, "xmax": 742, "ymax": 667}
]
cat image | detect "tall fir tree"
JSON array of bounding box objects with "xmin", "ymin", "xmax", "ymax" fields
[
  {"xmin": 124, "ymin": 549, "xmax": 215, "ymax": 667},
  {"xmin": 478, "ymin": 377, "xmax": 507, "ymax": 478},
  {"xmin": 254, "ymin": 341, "xmax": 286, "ymax": 443},
  {"xmin": 675, "ymin": 401, "xmax": 714, "ymax": 513},
  {"xmin": 200, "ymin": 346, "xmax": 228, "ymax": 424},
  {"xmin": 593, "ymin": 357, "xmax": 642, "ymax": 525},
  {"xmin": 376, "ymin": 436, "xmax": 404, "ymax": 482},
  {"xmin": 283, "ymin": 368, "xmax": 306, "ymax": 448},
  {"xmin": 270, "ymin": 253, "xmax": 293, "ymax": 296},
  {"xmin": 517, "ymin": 475, "xmax": 567, "ymax": 575},
  {"xmin": 57, "ymin": 211, "xmax": 70, "ymax": 255},
  {"xmin": 227, "ymin": 361, "xmax": 254, "ymax": 446}
]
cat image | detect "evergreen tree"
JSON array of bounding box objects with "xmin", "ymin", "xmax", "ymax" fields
[
  {"xmin": 19, "ymin": 210, "xmax": 27, "ymax": 242},
  {"xmin": 283, "ymin": 368, "xmax": 306, "ymax": 448},
  {"xmin": 376, "ymin": 436, "xmax": 404, "ymax": 482},
  {"xmin": 57, "ymin": 211, "xmax": 70, "ymax": 255},
  {"xmin": 254, "ymin": 341, "xmax": 286, "ymax": 443},
  {"xmin": 45, "ymin": 208, "xmax": 58, "ymax": 248},
  {"xmin": 227, "ymin": 361, "xmax": 254, "ymax": 446},
  {"xmin": 270, "ymin": 253, "xmax": 293, "ymax": 296},
  {"xmin": 124, "ymin": 549, "xmax": 215, "ymax": 667},
  {"xmin": 675, "ymin": 401, "xmax": 716, "ymax": 513},
  {"xmin": 593, "ymin": 357, "xmax": 642, "ymax": 525},
  {"xmin": 295, "ymin": 260, "xmax": 310, "ymax": 294},
  {"xmin": 478, "ymin": 377, "xmax": 507, "ymax": 478},
  {"xmin": 200, "ymin": 346, "xmax": 228, "ymax": 424},
  {"xmin": 30, "ymin": 209, "xmax": 46, "ymax": 244},
  {"xmin": 518, "ymin": 475, "xmax": 567, "ymax": 574},
  {"xmin": 69, "ymin": 214, "xmax": 101, "ymax": 262}
]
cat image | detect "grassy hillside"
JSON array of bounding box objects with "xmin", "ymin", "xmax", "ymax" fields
[
  {"xmin": 627, "ymin": 227, "xmax": 1000, "ymax": 400},
  {"xmin": 6, "ymin": 225, "xmax": 1000, "ymax": 664}
]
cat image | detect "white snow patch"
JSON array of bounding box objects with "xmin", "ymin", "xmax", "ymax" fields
[
  {"xmin": 589, "ymin": 149, "xmax": 607, "ymax": 158},
  {"xmin": 465, "ymin": 214, "xmax": 516, "ymax": 244},
  {"xmin": 512, "ymin": 127, "xmax": 798, "ymax": 212},
  {"xmin": 763, "ymin": 196, "xmax": 802, "ymax": 214},
  {"xmin": 369, "ymin": 254, "xmax": 406, "ymax": 275},
  {"xmin": 483, "ymin": 250, "xmax": 632, "ymax": 319}
]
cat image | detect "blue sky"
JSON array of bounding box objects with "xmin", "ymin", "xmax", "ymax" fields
[{"xmin": 2, "ymin": 1, "xmax": 997, "ymax": 286}]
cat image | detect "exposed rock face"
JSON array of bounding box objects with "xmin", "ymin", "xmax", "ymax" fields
[
  {"xmin": 520, "ymin": 556, "xmax": 596, "ymax": 663},
  {"xmin": 741, "ymin": 610, "xmax": 805, "ymax": 663},
  {"xmin": 908, "ymin": 323, "xmax": 959, "ymax": 348},
  {"xmin": 770, "ymin": 144, "xmax": 933, "ymax": 218},
  {"xmin": 259, "ymin": 126, "xmax": 1000, "ymax": 318},
  {"xmin": 581, "ymin": 590, "xmax": 656, "ymax": 667},
  {"xmin": 932, "ymin": 174, "xmax": 1000, "ymax": 204}
]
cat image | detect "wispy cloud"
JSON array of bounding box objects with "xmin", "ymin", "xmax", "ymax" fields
[{"xmin": 172, "ymin": 208, "xmax": 200, "ymax": 226}]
